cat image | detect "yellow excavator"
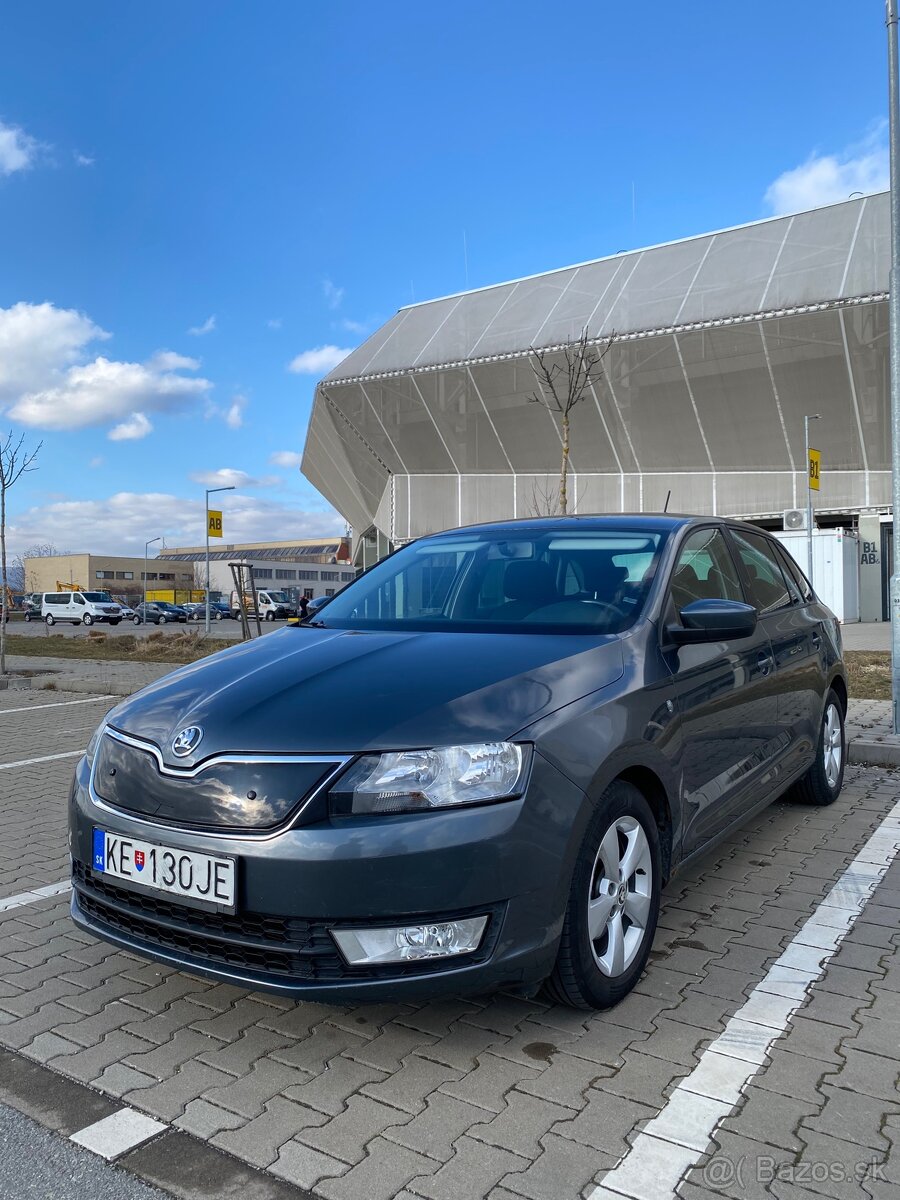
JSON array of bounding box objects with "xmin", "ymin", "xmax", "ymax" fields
[{"xmin": 57, "ymin": 581, "xmax": 85, "ymax": 592}]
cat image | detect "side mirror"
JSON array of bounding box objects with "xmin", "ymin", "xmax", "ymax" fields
[{"xmin": 667, "ymin": 598, "xmax": 757, "ymax": 645}]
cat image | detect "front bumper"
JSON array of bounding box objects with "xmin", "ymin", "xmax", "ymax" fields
[{"xmin": 69, "ymin": 749, "xmax": 587, "ymax": 1001}]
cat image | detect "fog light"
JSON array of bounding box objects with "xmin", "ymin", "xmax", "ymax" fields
[{"xmin": 331, "ymin": 916, "xmax": 488, "ymax": 965}]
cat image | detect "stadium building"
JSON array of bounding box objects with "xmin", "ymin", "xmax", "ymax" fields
[{"xmin": 302, "ymin": 192, "xmax": 891, "ymax": 612}]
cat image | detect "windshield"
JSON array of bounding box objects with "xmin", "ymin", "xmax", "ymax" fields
[
  {"xmin": 313, "ymin": 527, "xmax": 667, "ymax": 634},
  {"xmin": 265, "ymin": 591, "xmax": 289, "ymax": 603},
  {"xmin": 83, "ymin": 592, "xmax": 113, "ymax": 603}
]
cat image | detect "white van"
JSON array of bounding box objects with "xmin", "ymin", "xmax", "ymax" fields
[
  {"xmin": 230, "ymin": 588, "xmax": 297, "ymax": 622},
  {"xmin": 42, "ymin": 591, "xmax": 123, "ymax": 627}
]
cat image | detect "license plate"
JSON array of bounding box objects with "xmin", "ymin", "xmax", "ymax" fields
[{"xmin": 92, "ymin": 829, "xmax": 235, "ymax": 912}]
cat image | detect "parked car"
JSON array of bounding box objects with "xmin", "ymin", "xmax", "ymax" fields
[
  {"xmin": 70, "ymin": 515, "xmax": 846, "ymax": 1009},
  {"xmin": 187, "ymin": 600, "xmax": 231, "ymax": 621},
  {"xmin": 135, "ymin": 601, "xmax": 187, "ymax": 625},
  {"xmin": 43, "ymin": 591, "xmax": 122, "ymax": 626},
  {"xmin": 303, "ymin": 594, "xmax": 330, "ymax": 620},
  {"xmin": 22, "ymin": 593, "xmax": 42, "ymax": 622},
  {"xmin": 230, "ymin": 588, "xmax": 297, "ymax": 621},
  {"xmin": 116, "ymin": 602, "xmax": 138, "ymax": 622}
]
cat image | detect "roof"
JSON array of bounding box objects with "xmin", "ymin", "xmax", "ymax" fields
[{"xmin": 324, "ymin": 193, "xmax": 888, "ymax": 383}]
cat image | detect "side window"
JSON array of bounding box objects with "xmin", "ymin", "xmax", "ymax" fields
[
  {"xmin": 74, "ymin": 593, "xmax": 85, "ymax": 605},
  {"xmin": 730, "ymin": 530, "xmax": 792, "ymax": 613},
  {"xmin": 774, "ymin": 543, "xmax": 814, "ymax": 603},
  {"xmin": 670, "ymin": 528, "xmax": 743, "ymax": 615}
]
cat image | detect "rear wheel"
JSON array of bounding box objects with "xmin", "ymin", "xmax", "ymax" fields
[
  {"xmin": 546, "ymin": 780, "xmax": 660, "ymax": 1010},
  {"xmin": 132, "ymin": 615, "xmax": 141, "ymax": 625},
  {"xmin": 791, "ymin": 690, "xmax": 845, "ymax": 807},
  {"xmin": 45, "ymin": 614, "xmax": 55, "ymax": 627},
  {"xmin": 158, "ymin": 615, "xmax": 167, "ymax": 625},
  {"xmin": 215, "ymin": 611, "xmax": 223, "ymax": 620}
]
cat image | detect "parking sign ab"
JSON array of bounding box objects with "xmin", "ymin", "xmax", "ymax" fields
[{"xmin": 208, "ymin": 509, "xmax": 223, "ymax": 537}]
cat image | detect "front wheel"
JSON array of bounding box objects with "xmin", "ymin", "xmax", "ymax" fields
[
  {"xmin": 546, "ymin": 780, "xmax": 660, "ymax": 1010},
  {"xmin": 82, "ymin": 614, "xmax": 93, "ymax": 626},
  {"xmin": 791, "ymin": 690, "xmax": 845, "ymax": 807},
  {"xmin": 265, "ymin": 611, "xmax": 275, "ymax": 622},
  {"xmin": 215, "ymin": 611, "xmax": 223, "ymax": 620},
  {"xmin": 158, "ymin": 615, "xmax": 167, "ymax": 625},
  {"xmin": 133, "ymin": 616, "xmax": 141, "ymax": 625}
]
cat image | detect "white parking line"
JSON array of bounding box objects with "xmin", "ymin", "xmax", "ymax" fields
[
  {"xmin": 70, "ymin": 1108, "xmax": 167, "ymax": 1159},
  {"xmin": 0, "ymin": 880, "xmax": 72, "ymax": 912},
  {"xmin": 0, "ymin": 750, "xmax": 83, "ymax": 771},
  {"xmin": 0, "ymin": 695, "xmax": 114, "ymax": 715},
  {"xmin": 589, "ymin": 798, "xmax": 900, "ymax": 1200}
]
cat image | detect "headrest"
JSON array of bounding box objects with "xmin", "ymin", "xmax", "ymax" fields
[{"xmin": 503, "ymin": 559, "xmax": 557, "ymax": 602}]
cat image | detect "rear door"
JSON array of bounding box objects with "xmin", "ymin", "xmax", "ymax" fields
[
  {"xmin": 661, "ymin": 526, "xmax": 779, "ymax": 858},
  {"xmin": 726, "ymin": 528, "xmax": 823, "ymax": 776}
]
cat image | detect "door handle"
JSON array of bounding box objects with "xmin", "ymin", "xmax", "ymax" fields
[
  {"xmin": 757, "ymin": 652, "xmax": 774, "ymax": 676},
  {"xmin": 811, "ymin": 631, "xmax": 822, "ymax": 649}
]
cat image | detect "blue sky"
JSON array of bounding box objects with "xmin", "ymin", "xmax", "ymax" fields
[{"xmin": 0, "ymin": 0, "xmax": 889, "ymax": 556}]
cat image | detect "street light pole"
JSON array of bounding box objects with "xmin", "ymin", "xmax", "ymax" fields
[
  {"xmin": 205, "ymin": 485, "xmax": 235, "ymax": 634},
  {"xmin": 888, "ymin": 0, "xmax": 900, "ymax": 733},
  {"xmin": 804, "ymin": 414, "xmax": 820, "ymax": 584},
  {"xmin": 144, "ymin": 536, "xmax": 161, "ymax": 618}
]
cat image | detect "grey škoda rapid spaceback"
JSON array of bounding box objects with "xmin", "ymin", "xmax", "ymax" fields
[{"xmin": 70, "ymin": 514, "xmax": 846, "ymax": 1009}]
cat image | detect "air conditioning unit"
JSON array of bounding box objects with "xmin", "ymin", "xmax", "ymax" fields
[{"xmin": 782, "ymin": 508, "xmax": 807, "ymax": 531}]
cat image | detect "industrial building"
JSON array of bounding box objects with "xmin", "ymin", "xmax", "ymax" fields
[
  {"xmin": 24, "ymin": 538, "xmax": 355, "ymax": 604},
  {"xmin": 301, "ymin": 191, "xmax": 891, "ymax": 616}
]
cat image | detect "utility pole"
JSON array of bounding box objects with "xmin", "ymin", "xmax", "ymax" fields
[
  {"xmin": 144, "ymin": 536, "xmax": 160, "ymax": 618},
  {"xmin": 804, "ymin": 413, "xmax": 820, "ymax": 583},
  {"xmin": 205, "ymin": 485, "xmax": 235, "ymax": 633},
  {"xmin": 888, "ymin": 0, "xmax": 900, "ymax": 733}
]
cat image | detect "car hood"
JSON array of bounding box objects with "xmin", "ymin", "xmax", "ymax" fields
[{"xmin": 106, "ymin": 626, "xmax": 625, "ymax": 766}]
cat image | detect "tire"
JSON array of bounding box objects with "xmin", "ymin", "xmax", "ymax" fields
[
  {"xmin": 545, "ymin": 780, "xmax": 661, "ymax": 1010},
  {"xmin": 265, "ymin": 611, "xmax": 274, "ymax": 622},
  {"xmin": 24, "ymin": 613, "xmax": 31, "ymax": 623},
  {"xmin": 790, "ymin": 689, "xmax": 846, "ymax": 807},
  {"xmin": 158, "ymin": 615, "xmax": 167, "ymax": 625},
  {"xmin": 45, "ymin": 614, "xmax": 55, "ymax": 627},
  {"xmin": 82, "ymin": 614, "xmax": 93, "ymax": 626},
  {"xmin": 215, "ymin": 611, "xmax": 223, "ymax": 620},
  {"xmin": 133, "ymin": 616, "xmax": 141, "ymax": 626},
  {"xmin": 109, "ymin": 620, "xmax": 120, "ymax": 626}
]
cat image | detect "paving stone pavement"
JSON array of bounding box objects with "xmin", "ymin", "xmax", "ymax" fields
[{"xmin": 0, "ymin": 688, "xmax": 898, "ymax": 1198}]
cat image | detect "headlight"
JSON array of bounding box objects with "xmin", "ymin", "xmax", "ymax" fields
[
  {"xmin": 84, "ymin": 723, "xmax": 105, "ymax": 769},
  {"xmin": 330, "ymin": 742, "xmax": 529, "ymax": 815}
]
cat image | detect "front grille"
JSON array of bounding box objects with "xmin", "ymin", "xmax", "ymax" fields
[{"xmin": 72, "ymin": 860, "xmax": 503, "ymax": 984}]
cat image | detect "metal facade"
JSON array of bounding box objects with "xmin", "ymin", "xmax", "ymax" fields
[{"xmin": 302, "ymin": 193, "xmax": 890, "ymax": 541}]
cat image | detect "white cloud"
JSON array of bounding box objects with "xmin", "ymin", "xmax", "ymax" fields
[
  {"xmin": 148, "ymin": 350, "xmax": 200, "ymax": 371},
  {"xmin": 225, "ymin": 395, "xmax": 246, "ymax": 429},
  {"xmin": 267, "ymin": 317, "xmax": 283, "ymax": 330},
  {"xmin": 0, "ymin": 119, "xmax": 39, "ymax": 176},
  {"xmin": 340, "ymin": 317, "xmax": 369, "ymax": 335},
  {"xmin": 188, "ymin": 314, "xmax": 216, "ymax": 336},
  {"xmin": 108, "ymin": 412, "xmax": 153, "ymax": 441},
  {"xmin": 89, "ymin": 456, "xmax": 104, "ymax": 468},
  {"xmin": 189, "ymin": 468, "xmax": 280, "ymax": 489},
  {"xmin": 323, "ymin": 279, "xmax": 344, "ymax": 309},
  {"xmin": 764, "ymin": 124, "xmax": 889, "ymax": 216},
  {"xmin": 6, "ymin": 492, "xmax": 345, "ymax": 558},
  {"xmin": 288, "ymin": 345, "xmax": 353, "ymax": 375},
  {"xmin": 270, "ymin": 450, "xmax": 303, "ymax": 468},
  {"xmin": 0, "ymin": 302, "xmax": 212, "ymax": 436},
  {"xmin": 74, "ymin": 152, "xmax": 95, "ymax": 168}
]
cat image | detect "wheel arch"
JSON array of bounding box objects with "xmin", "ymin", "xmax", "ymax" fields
[
  {"xmin": 828, "ymin": 671, "xmax": 848, "ymax": 717},
  {"xmin": 613, "ymin": 764, "xmax": 675, "ymax": 885}
]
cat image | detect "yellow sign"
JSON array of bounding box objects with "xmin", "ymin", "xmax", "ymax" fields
[
  {"xmin": 208, "ymin": 509, "xmax": 223, "ymax": 538},
  {"xmin": 808, "ymin": 448, "xmax": 821, "ymax": 492}
]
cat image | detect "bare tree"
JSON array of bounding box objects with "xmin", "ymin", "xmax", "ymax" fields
[
  {"xmin": 528, "ymin": 327, "xmax": 616, "ymax": 515},
  {"xmin": 528, "ymin": 477, "xmax": 561, "ymax": 518},
  {"xmin": 0, "ymin": 433, "xmax": 42, "ymax": 675},
  {"xmin": 11, "ymin": 542, "xmax": 68, "ymax": 593}
]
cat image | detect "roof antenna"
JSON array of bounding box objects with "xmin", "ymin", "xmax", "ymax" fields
[{"xmin": 663, "ymin": 489, "xmax": 671, "ymax": 513}]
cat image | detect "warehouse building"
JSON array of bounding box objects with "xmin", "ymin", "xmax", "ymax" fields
[
  {"xmin": 301, "ymin": 191, "xmax": 891, "ymax": 612},
  {"xmin": 24, "ymin": 538, "xmax": 354, "ymax": 604}
]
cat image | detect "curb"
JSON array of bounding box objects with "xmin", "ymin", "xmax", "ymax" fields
[{"xmin": 848, "ymin": 739, "xmax": 900, "ymax": 769}]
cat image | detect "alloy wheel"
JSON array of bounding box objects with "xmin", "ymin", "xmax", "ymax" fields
[
  {"xmin": 823, "ymin": 702, "xmax": 843, "ymax": 789},
  {"xmin": 587, "ymin": 815, "xmax": 653, "ymax": 977}
]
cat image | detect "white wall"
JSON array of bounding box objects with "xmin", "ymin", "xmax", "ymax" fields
[{"xmin": 772, "ymin": 530, "xmax": 859, "ymax": 623}]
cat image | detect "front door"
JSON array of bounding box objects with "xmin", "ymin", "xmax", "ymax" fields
[
  {"xmin": 661, "ymin": 526, "xmax": 780, "ymax": 859},
  {"xmin": 728, "ymin": 528, "xmax": 823, "ymax": 777}
]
